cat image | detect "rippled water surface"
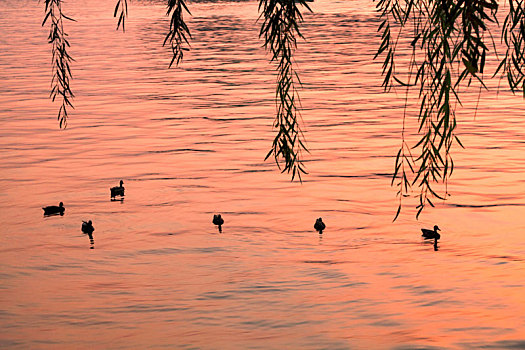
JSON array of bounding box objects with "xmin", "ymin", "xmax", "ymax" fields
[{"xmin": 1, "ymin": 0, "xmax": 525, "ymax": 349}]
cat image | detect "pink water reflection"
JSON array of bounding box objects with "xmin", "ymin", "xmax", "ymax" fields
[{"xmin": 0, "ymin": 0, "xmax": 524, "ymax": 348}]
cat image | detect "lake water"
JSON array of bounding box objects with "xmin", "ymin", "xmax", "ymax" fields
[{"xmin": 1, "ymin": 0, "xmax": 525, "ymax": 348}]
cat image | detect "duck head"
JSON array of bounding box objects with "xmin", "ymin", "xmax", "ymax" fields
[
  {"xmin": 120, "ymin": 180, "xmax": 124, "ymax": 186},
  {"xmin": 434, "ymin": 225, "xmax": 440, "ymax": 232},
  {"xmin": 59, "ymin": 202, "xmax": 64, "ymax": 207}
]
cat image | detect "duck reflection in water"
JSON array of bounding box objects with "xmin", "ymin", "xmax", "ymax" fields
[
  {"xmin": 87, "ymin": 232, "xmax": 94, "ymax": 249},
  {"xmin": 213, "ymin": 214, "xmax": 224, "ymax": 233},
  {"xmin": 82, "ymin": 220, "xmax": 95, "ymax": 249}
]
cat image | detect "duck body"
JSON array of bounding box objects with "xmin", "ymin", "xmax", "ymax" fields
[
  {"xmin": 43, "ymin": 202, "xmax": 65, "ymax": 216},
  {"xmin": 213, "ymin": 214, "xmax": 224, "ymax": 226},
  {"xmin": 82, "ymin": 220, "xmax": 95, "ymax": 234},
  {"xmin": 314, "ymin": 218, "xmax": 326, "ymax": 234},
  {"xmin": 110, "ymin": 180, "xmax": 125, "ymax": 198},
  {"xmin": 421, "ymin": 225, "xmax": 441, "ymax": 240},
  {"xmin": 213, "ymin": 214, "xmax": 224, "ymax": 232}
]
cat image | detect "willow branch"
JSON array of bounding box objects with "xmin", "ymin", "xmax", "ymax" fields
[
  {"xmin": 164, "ymin": 0, "xmax": 192, "ymax": 67},
  {"xmin": 497, "ymin": 0, "xmax": 525, "ymax": 97},
  {"xmin": 43, "ymin": 0, "xmax": 75, "ymax": 128},
  {"xmin": 375, "ymin": 0, "xmax": 499, "ymax": 218},
  {"xmin": 259, "ymin": 0, "xmax": 311, "ymax": 181},
  {"xmin": 114, "ymin": 0, "xmax": 128, "ymax": 32}
]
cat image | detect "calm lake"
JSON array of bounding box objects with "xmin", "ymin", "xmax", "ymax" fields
[{"xmin": 1, "ymin": 0, "xmax": 524, "ymax": 348}]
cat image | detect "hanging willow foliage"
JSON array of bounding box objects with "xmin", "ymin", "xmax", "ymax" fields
[
  {"xmin": 114, "ymin": 0, "xmax": 128, "ymax": 31},
  {"xmin": 258, "ymin": 0, "xmax": 311, "ymax": 181},
  {"xmin": 374, "ymin": 0, "xmax": 525, "ymax": 219},
  {"xmin": 113, "ymin": 0, "xmax": 308, "ymax": 180},
  {"xmin": 497, "ymin": 0, "xmax": 525, "ymax": 96},
  {"xmin": 42, "ymin": 0, "xmax": 75, "ymax": 128},
  {"xmin": 164, "ymin": 0, "xmax": 192, "ymax": 67},
  {"xmin": 42, "ymin": 0, "xmax": 524, "ymax": 216}
]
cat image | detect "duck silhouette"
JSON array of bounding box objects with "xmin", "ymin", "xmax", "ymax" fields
[
  {"xmin": 213, "ymin": 214, "xmax": 224, "ymax": 233},
  {"xmin": 421, "ymin": 225, "xmax": 440, "ymax": 240},
  {"xmin": 314, "ymin": 217, "xmax": 326, "ymax": 234},
  {"xmin": 110, "ymin": 180, "xmax": 125, "ymax": 198},
  {"xmin": 82, "ymin": 220, "xmax": 95, "ymax": 234},
  {"xmin": 43, "ymin": 202, "xmax": 65, "ymax": 216}
]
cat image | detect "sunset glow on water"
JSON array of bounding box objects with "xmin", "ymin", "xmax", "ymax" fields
[{"xmin": 1, "ymin": 0, "xmax": 525, "ymax": 348}]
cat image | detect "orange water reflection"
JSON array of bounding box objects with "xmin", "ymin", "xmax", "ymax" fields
[{"xmin": 0, "ymin": 0, "xmax": 524, "ymax": 348}]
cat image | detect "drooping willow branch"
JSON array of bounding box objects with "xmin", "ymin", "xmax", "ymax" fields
[
  {"xmin": 113, "ymin": 0, "xmax": 192, "ymax": 66},
  {"xmin": 497, "ymin": 0, "xmax": 525, "ymax": 96},
  {"xmin": 259, "ymin": 0, "xmax": 311, "ymax": 181},
  {"xmin": 375, "ymin": 0, "xmax": 508, "ymax": 219},
  {"xmin": 164, "ymin": 0, "xmax": 192, "ymax": 67},
  {"xmin": 42, "ymin": 0, "xmax": 75, "ymax": 128},
  {"xmin": 114, "ymin": 0, "xmax": 128, "ymax": 31},
  {"xmin": 40, "ymin": 0, "xmax": 523, "ymax": 217}
]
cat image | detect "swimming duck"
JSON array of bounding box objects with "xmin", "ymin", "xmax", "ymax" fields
[
  {"xmin": 82, "ymin": 220, "xmax": 95, "ymax": 234},
  {"xmin": 421, "ymin": 225, "xmax": 440, "ymax": 240},
  {"xmin": 110, "ymin": 180, "xmax": 125, "ymax": 198},
  {"xmin": 213, "ymin": 214, "xmax": 224, "ymax": 232},
  {"xmin": 314, "ymin": 217, "xmax": 326, "ymax": 234},
  {"xmin": 42, "ymin": 202, "xmax": 65, "ymax": 216}
]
